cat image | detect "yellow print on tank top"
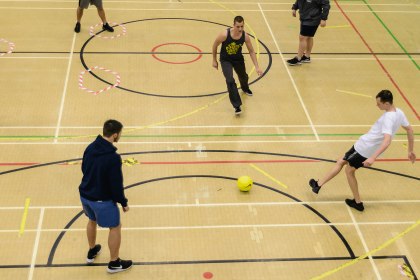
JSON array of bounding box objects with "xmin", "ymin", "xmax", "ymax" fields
[{"xmin": 226, "ymin": 42, "xmax": 242, "ymax": 55}]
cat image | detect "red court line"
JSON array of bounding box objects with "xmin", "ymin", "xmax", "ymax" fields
[
  {"xmin": 1, "ymin": 159, "xmax": 418, "ymax": 166},
  {"xmin": 334, "ymin": 0, "xmax": 420, "ymax": 121}
]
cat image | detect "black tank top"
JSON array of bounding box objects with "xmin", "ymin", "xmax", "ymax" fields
[{"xmin": 220, "ymin": 28, "xmax": 245, "ymax": 63}]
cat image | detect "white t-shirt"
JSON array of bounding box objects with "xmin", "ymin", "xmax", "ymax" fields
[{"xmin": 354, "ymin": 108, "xmax": 409, "ymax": 159}]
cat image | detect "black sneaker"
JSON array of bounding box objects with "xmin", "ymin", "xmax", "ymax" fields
[
  {"xmin": 309, "ymin": 179, "xmax": 321, "ymax": 194},
  {"xmin": 235, "ymin": 107, "xmax": 242, "ymax": 115},
  {"xmin": 345, "ymin": 199, "xmax": 364, "ymax": 211},
  {"xmin": 243, "ymin": 89, "xmax": 253, "ymax": 96},
  {"xmin": 74, "ymin": 22, "xmax": 81, "ymax": 33},
  {"xmin": 107, "ymin": 258, "xmax": 133, "ymax": 274},
  {"xmin": 287, "ymin": 56, "xmax": 301, "ymax": 66},
  {"xmin": 103, "ymin": 23, "xmax": 114, "ymax": 32},
  {"xmin": 86, "ymin": 244, "xmax": 101, "ymax": 263},
  {"xmin": 301, "ymin": 55, "xmax": 311, "ymax": 63}
]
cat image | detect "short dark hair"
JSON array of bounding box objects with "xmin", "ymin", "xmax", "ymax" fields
[
  {"xmin": 103, "ymin": 119, "xmax": 123, "ymax": 137},
  {"xmin": 234, "ymin": 16, "xmax": 244, "ymax": 24},
  {"xmin": 376, "ymin": 90, "xmax": 393, "ymax": 104}
]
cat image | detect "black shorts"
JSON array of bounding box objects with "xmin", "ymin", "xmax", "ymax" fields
[
  {"xmin": 300, "ymin": 24, "xmax": 319, "ymax": 37},
  {"xmin": 343, "ymin": 146, "xmax": 367, "ymax": 169}
]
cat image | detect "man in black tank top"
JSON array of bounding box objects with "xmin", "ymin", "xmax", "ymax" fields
[{"xmin": 212, "ymin": 16, "xmax": 262, "ymax": 115}]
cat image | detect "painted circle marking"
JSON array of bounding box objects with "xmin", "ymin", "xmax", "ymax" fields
[
  {"xmin": 80, "ymin": 18, "xmax": 273, "ymax": 98},
  {"xmin": 79, "ymin": 66, "xmax": 121, "ymax": 95},
  {"xmin": 90, "ymin": 22, "xmax": 126, "ymax": 39},
  {"xmin": 152, "ymin": 43, "xmax": 203, "ymax": 64},
  {"xmin": 203, "ymin": 272, "xmax": 213, "ymax": 279},
  {"xmin": 0, "ymin": 39, "xmax": 14, "ymax": 57}
]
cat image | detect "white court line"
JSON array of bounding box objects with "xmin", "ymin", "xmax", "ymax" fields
[
  {"xmin": 1, "ymin": 139, "xmax": 419, "ymax": 144},
  {"xmin": 54, "ymin": 33, "xmax": 76, "ymax": 144},
  {"xmin": 347, "ymin": 206, "xmax": 382, "ymax": 280},
  {"xmin": 1, "ymin": 200, "xmax": 420, "ymax": 210},
  {"xmin": 258, "ymin": 4, "xmax": 319, "ymax": 141},
  {"xmin": 0, "ymin": 57, "xmax": 68, "ymax": 59},
  {"xmin": 0, "ymin": 221, "xmax": 417, "ymax": 233},
  {"xmin": 4, "ymin": 57, "xmax": 416, "ymax": 60},
  {"xmin": 1, "ymin": 125, "xmax": 420, "ymax": 129},
  {"xmin": 28, "ymin": 208, "xmax": 44, "ymax": 280},
  {"xmin": 0, "ymin": 0, "xmax": 414, "ymax": 5},
  {"xmin": 0, "ymin": 7, "xmax": 418, "ymax": 12}
]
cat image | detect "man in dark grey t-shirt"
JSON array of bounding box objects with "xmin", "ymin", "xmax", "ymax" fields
[{"xmin": 287, "ymin": 0, "xmax": 330, "ymax": 66}]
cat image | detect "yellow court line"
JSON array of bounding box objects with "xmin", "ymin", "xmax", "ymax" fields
[
  {"xmin": 2, "ymin": 2, "xmax": 260, "ymax": 142},
  {"xmin": 310, "ymin": 218, "xmax": 420, "ymax": 280},
  {"xmin": 0, "ymin": 93, "xmax": 228, "ymax": 140},
  {"xmin": 406, "ymin": 0, "xmax": 420, "ymax": 10},
  {"xmin": 336, "ymin": 89, "xmax": 372, "ymax": 98},
  {"xmin": 18, "ymin": 198, "xmax": 30, "ymax": 238},
  {"xmin": 208, "ymin": 0, "xmax": 260, "ymax": 76},
  {"xmin": 250, "ymin": 163, "xmax": 288, "ymax": 189},
  {"xmin": 321, "ymin": 25, "xmax": 350, "ymax": 28}
]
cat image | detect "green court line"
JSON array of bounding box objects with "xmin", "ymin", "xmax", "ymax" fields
[
  {"xmin": 0, "ymin": 133, "xmax": 418, "ymax": 139},
  {"xmin": 363, "ymin": 0, "xmax": 420, "ymax": 71}
]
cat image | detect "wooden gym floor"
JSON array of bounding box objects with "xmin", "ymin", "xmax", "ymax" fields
[{"xmin": 1, "ymin": 0, "xmax": 420, "ymax": 279}]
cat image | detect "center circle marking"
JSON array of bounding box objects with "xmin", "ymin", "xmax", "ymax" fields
[
  {"xmin": 152, "ymin": 43, "xmax": 203, "ymax": 64},
  {"xmin": 80, "ymin": 18, "xmax": 273, "ymax": 98}
]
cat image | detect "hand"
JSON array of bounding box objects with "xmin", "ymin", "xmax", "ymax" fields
[
  {"xmin": 292, "ymin": 10, "xmax": 296, "ymax": 17},
  {"xmin": 256, "ymin": 67, "xmax": 263, "ymax": 77},
  {"xmin": 123, "ymin": 205, "xmax": 130, "ymax": 212},
  {"xmin": 408, "ymin": 151, "xmax": 417, "ymax": 164},
  {"xmin": 320, "ymin": 20, "xmax": 326, "ymax": 28},
  {"xmin": 212, "ymin": 60, "xmax": 218, "ymax": 70},
  {"xmin": 362, "ymin": 157, "xmax": 375, "ymax": 167}
]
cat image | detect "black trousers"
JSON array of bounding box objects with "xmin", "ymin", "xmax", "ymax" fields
[{"xmin": 220, "ymin": 59, "xmax": 249, "ymax": 108}]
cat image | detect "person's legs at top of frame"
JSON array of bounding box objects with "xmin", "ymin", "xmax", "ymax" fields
[{"xmin": 75, "ymin": 0, "xmax": 114, "ymax": 33}]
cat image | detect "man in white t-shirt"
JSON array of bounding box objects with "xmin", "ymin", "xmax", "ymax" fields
[{"xmin": 309, "ymin": 90, "xmax": 417, "ymax": 211}]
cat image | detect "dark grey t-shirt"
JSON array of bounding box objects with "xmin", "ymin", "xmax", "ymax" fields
[{"xmin": 292, "ymin": 0, "xmax": 330, "ymax": 26}]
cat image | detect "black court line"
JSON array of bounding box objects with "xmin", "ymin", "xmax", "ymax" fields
[
  {"xmin": 0, "ymin": 150, "xmax": 418, "ymax": 276},
  {"xmin": 46, "ymin": 175, "xmax": 354, "ymax": 265},
  {"xmin": 10, "ymin": 51, "xmax": 420, "ymax": 55},
  {"xmin": 2, "ymin": 256, "xmax": 417, "ymax": 280},
  {"xmin": 80, "ymin": 18, "xmax": 273, "ymax": 98},
  {"xmin": 1, "ymin": 150, "xmax": 419, "ymax": 181}
]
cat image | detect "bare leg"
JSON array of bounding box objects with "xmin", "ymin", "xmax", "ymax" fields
[
  {"xmin": 97, "ymin": 7, "xmax": 107, "ymax": 24},
  {"xmin": 87, "ymin": 220, "xmax": 97, "ymax": 249},
  {"xmin": 109, "ymin": 223, "xmax": 121, "ymax": 261},
  {"xmin": 305, "ymin": 37, "xmax": 314, "ymax": 57},
  {"xmin": 77, "ymin": 6, "xmax": 84, "ymax": 23},
  {"xmin": 345, "ymin": 165, "xmax": 361, "ymax": 203},
  {"xmin": 318, "ymin": 157, "xmax": 348, "ymax": 187},
  {"xmin": 297, "ymin": 35, "xmax": 308, "ymax": 60}
]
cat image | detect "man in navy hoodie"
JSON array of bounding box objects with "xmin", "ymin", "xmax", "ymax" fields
[{"xmin": 79, "ymin": 119, "xmax": 133, "ymax": 273}]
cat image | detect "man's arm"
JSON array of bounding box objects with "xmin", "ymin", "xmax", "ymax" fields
[
  {"xmin": 319, "ymin": 0, "xmax": 330, "ymax": 27},
  {"xmin": 292, "ymin": 0, "xmax": 299, "ymax": 12},
  {"xmin": 244, "ymin": 33, "xmax": 262, "ymax": 77},
  {"xmin": 212, "ymin": 30, "xmax": 227, "ymax": 70},
  {"xmin": 402, "ymin": 125, "xmax": 417, "ymax": 163},
  {"xmin": 108, "ymin": 155, "xmax": 129, "ymax": 211},
  {"xmin": 363, "ymin": 134, "xmax": 392, "ymax": 167}
]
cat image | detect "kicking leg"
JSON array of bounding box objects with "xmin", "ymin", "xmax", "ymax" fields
[{"xmin": 318, "ymin": 156, "xmax": 347, "ymax": 187}]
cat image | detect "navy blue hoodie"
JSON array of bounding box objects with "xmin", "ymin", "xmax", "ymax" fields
[{"xmin": 79, "ymin": 135, "xmax": 128, "ymax": 207}]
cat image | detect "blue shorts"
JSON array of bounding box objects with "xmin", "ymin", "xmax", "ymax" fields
[{"xmin": 80, "ymin": 196, "xmax": 120, "ymax": 228}]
